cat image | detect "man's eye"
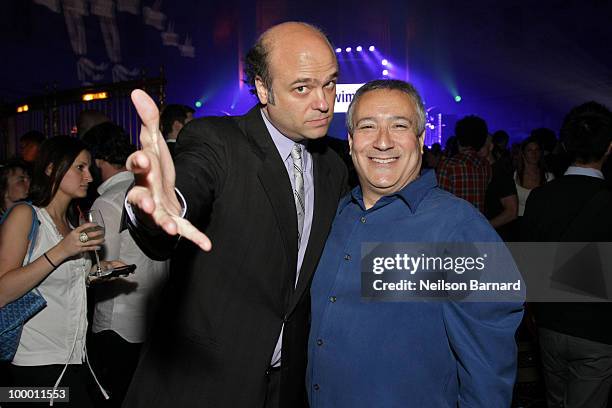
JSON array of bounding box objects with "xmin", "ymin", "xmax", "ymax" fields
[
  {"xmin": 295, "ymin": 86, "xmax": 307, "ymax": 94},
  {"xmin": 324, "ymin": 81, "xmax": 336, "ymax": 89},
  {"xmin": 394, "ymin": 124, "xmax": 409, "ymax": 129}
]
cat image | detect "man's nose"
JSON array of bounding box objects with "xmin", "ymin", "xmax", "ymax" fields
[
  {"xmin": 374, "ymin": 127, "xmax": 393, "ymax": 150},
  {"xmin": 311, "ymin": 88, "xmax": 329, "ymax": 112}
]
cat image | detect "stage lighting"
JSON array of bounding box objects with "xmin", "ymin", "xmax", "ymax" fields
[
  {"xmin": 382, "ymin": 69, "xmax": 389, "ymax": 76},
  {"xmin": 345, "ymin": 47, "xmax": 352, "ymax": 52},
  {"xmin": 454, "ymin": 95, "xmax": 462, "ymax": 103},
  {"xmin": 381, "ymin": 59, "xmax": 388, "ymax": 66},
  {"xmin": 369, "ymin": 45, "xmax": 375, "ymax": 51},
  {"xmin": 17, "ymin": 104, "xmax": 29, "ymax": 113},
  {"xmin": 335, "ymin": 47, "xmax": 341, "ymax": 53},
  {"xmin": 195, "ymin": 101, "xmax": 203, "ymax": 108},
  {"xmin": 356, "ymin": 46, "xmax": 363, "ymax": 52}
]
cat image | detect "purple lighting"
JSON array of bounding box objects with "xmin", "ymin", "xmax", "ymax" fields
[
  {"xmin": 382, "ymin": 69, "xmax": 389, "ymax": 76},
  {"xmin": 345, "ymin": 47, "xmax": 352, "ymax": 52},
  {"xmin": 356, "ymin": 46, "xmax": 363, "ymax": 52},
  {"xmin": 369, "ymin": 45, "xmax": 375, "ymax": 51},
  {"xmin": 335, "ymin": 47, "xmax": 341, "ymax": 53},
  {"xmin": 381, "ymin": 59, "xmax": 388, "ymax": 66}
]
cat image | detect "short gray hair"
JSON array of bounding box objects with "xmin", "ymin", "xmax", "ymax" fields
[{"xmin": 346, "ymin": 79, "xmax": 426, "ymax": 136}]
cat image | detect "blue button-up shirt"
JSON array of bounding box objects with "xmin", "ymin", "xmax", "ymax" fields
[{"xmin": 307, "ymin": 170, "xmax": 523, "ymax": 407}]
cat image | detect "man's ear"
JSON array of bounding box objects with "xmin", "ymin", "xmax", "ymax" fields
[
  {"xmin": 45, "ymin": 163, "xmax": 53, "ymax": 176},
  {"xmin": 95, "ymin": 158, "xmax": 104, "ymax": 169},
  {"xmin": 348, "ymin": 133, "xmax": 353, "ymax": 156},
  {"xmin": 254, "ymin": 76, "xmax": 269, "ymax": 106},
  {"xmin": 606, "ymin": 141, "xmax": 612, "ymax": 157},
  {"xmin": 419, "ymin": 131, "xmax": 425, "ymax": 154}
]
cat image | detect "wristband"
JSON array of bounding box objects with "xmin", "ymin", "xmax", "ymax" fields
[{"xmin": 43, "ymin": 252, "xmax": 57, "ymax": 268}]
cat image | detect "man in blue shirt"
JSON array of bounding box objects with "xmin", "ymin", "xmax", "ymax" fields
[{"xmin": 307, "ymin": 79, "xmax": 524, "ymax": 407}]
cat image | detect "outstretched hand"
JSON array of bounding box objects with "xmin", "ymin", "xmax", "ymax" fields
[{"xmin": 125, "ymin": 89, "xmax": 212, "ymax": 251}]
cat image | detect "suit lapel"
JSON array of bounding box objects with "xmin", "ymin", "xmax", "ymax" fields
[
  {"xmin": 288, "ymin": 149, "xmax": 338, "ymax": 312},
  {"xmin": 242, "ymin": 107, "xmax": 298, "ymax": 291}
]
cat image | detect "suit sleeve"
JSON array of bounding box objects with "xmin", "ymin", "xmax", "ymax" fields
[
  {"xmin": 443, "ymin": 214, "xmax": 524, "ymax": 407},
  {"xmin": 127, "ymin": 119, "xmax": 228, "ymax": 260}
]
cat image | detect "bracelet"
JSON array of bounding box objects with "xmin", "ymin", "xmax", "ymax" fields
[{"xmin": 43, "ymin": 252, "xmax": 58, "ymax": 268}]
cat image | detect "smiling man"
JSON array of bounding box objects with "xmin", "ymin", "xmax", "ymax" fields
[{"xmin": 307, "ymin": 80, "xmax": 523, "ymax": 407}]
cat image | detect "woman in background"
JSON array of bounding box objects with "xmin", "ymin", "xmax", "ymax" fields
[
  {"xmin": 0, "ymin": 136, "xmax": 120, "ymax": 406},
  {"xmin": 515, "ymin": 135, "xmax": 554, "ymax": 216}
]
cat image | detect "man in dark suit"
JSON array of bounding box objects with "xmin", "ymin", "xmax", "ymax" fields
[
  {"xmin": 522, "ymin": 101, "xmax": 612, "ymax": 408},
  {"xmin": 122, "ymin": 22, "xmax": 347, "ymax": 407}
]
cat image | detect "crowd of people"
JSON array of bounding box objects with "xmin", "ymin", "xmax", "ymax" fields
[{"xmin": 1, "ymin": 20, "xmax": 611, "ymax": 408}]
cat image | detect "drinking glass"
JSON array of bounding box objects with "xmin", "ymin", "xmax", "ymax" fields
[{"xmin": 80, "ymin": 209, "xmax": 112, "ymax": 276}]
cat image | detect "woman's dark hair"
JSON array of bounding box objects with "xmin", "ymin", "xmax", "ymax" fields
[
  {"xmin": 0, "ymin": 158, "xmax": 29, "ymax": 213},
  {"xmin": 29, "ymin": 135, "xmax": 87, "ymax": 207},
  {"xmin": 516, "ymin": 135, "xmax": 546, "ymax": 187}
]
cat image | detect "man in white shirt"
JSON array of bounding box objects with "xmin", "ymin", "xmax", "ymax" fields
[{"xmin": 83, "ymin": 122, "xmax": 169, "ymax": 407}]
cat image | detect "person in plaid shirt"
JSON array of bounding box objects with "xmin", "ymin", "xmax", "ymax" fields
[{"xmin": 436, "ymin": 115, "xmax": 492, "ymax": 213}]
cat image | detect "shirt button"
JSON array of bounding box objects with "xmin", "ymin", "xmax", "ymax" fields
[
  {"xmin": 313, "ymin": 384, "xmax": 320, "ymax": 391},
  {"xmin": 344, "ymin": 254, "xmax": 351, "ymax": 261},
  {"xmin": 360, "ymin": 216, "xmax": 366, "ymax": 223},
  {"xmin": 329, "ymin": 296, "xmax": 337, "ymax": 303},
  {"xmin": 316, "ymin": 339, "xmax": 323, "ymax": 346}
]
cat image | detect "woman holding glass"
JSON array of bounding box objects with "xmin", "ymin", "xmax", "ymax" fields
[{"xmin": 0, "ymin": 136, "xmax": 121, "ymax": 406}]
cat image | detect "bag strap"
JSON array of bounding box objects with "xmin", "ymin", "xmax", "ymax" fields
[{"xmin": 1, "ymin": 201, "xmax": 40, "ymax": 263}]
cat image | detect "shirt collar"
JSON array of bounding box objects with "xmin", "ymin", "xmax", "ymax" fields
[
  {"xmin": 97, "ymin": 171, "xmax": 134, "ymax": 195},
  {"xmin": 342, "ymin": 169, "xmax": 438, "ymax": 213},
  {"xmin": 564, "ymin": 165, "xmax": 604, "ymax": 179},
  {"xmin": 459, "ymin": 148, "xmax": 485, "ymax": 161},
  {"xmin": 260, "ymin": 109, "xmax": 304, "ymax": 161}
]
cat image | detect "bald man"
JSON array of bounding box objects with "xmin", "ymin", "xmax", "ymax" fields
[{"xmin": 122, "ymin": 22, "xmax": 347, "ymax": 407}]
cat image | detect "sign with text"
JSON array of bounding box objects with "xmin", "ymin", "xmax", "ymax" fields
[{"xmin": 334, "ymin": 83, "xmax": 364, "ymax": 113}]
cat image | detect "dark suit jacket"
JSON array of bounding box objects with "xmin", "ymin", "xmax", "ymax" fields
[
  {"xmin": 522, "ymin": 174, "xmax": 612, "ymax": 344},
  {"xmin": 123, "ymin": 106, "xmax": 348, "ymax": 407}
]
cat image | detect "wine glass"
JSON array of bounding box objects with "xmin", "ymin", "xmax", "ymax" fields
[{"xmin": 80, "ymin": 209, "xmax": 112, "ymax": 276}]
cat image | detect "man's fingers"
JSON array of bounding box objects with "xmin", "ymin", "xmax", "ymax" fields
[
  {"xmin": 157, "ymin": 214, "xmax": 213, "ymax": 251},
  {"xmin": 174, "ymin": 217, "xmax": 213, "ymax": 252},
  {"xmin": 131, "ymin": 89, "xmax": 160, "ymax": 129},
  {"xmin": 126, "ymin": 151, "xmax": 150, "ymax": 174},
  {"xmin": 127, "ymin": 186, "xmax": 156, "ymax": 214}
]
